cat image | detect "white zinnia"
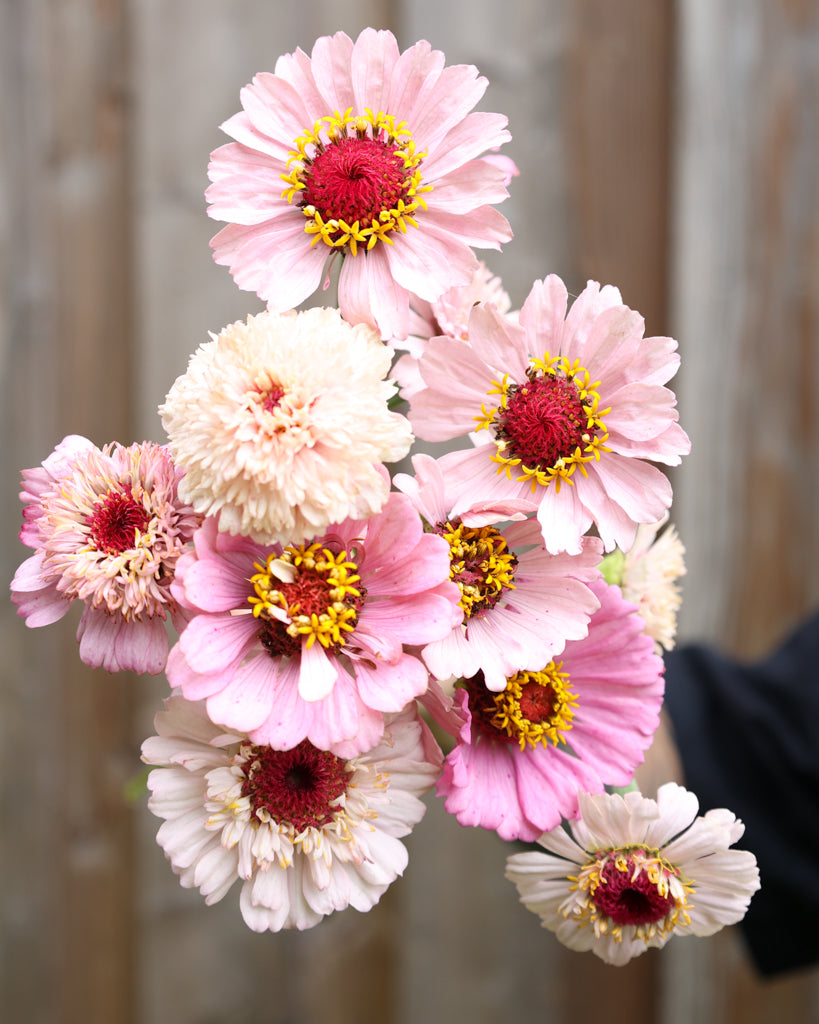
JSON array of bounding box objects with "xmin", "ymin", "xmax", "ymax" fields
[
  {"xmin": 159, "ymin": 307, "xmax": 413, "ymax": 545},
  {"xmin": 505, "ymin": 784, "xmax": 759, "ymax": 966},
  {"xmin": 142, "ymin": 695, "xmax": 441, "ymax": 932}
]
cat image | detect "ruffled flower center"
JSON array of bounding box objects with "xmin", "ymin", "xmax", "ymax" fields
[
  {"xmin": 463, "ymin": 663, "xmax": 577, "ymax": 749},
  {"xmin": 568, "ymin": 847, "xmax": 693, "ymax": 943},
  {"xmin": 87, "ymin": 488, "xmax": 151, "ymax": 555},
  {"xmin": 239, "ymin": 740, "xmax": 350, "ymax": 833},
  {"xmin": 249, "ymin": 542, "xmax": 363, "ymax": 653},
  {"xmin": 437, "ymin": 520, "xmax": 517, "ymax": 618},
  {"xmin": 282, "ymin": 108, "xmax": 431, "ymax": 256},
  {"xmin": 475, "ymin": 354, "xmax": 611, "ymax": 491}
]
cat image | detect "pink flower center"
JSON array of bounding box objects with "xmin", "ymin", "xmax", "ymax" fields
[
  {"xmin": 87, "ymin": 488, "xmax": 150, "ymax": 555},
  {"xmin": 240, "ymin": 740, "xmax": 349, "ymax": 832},
  {"xmin": 302, "ymin": 137, "xmax": 412, "ymax": 234},
  {"xmin": 496, "ymin": 373, "xmax": 588, "ymax": 471},
  {"xmin": 260, "ymin": 384, "xmax": 285, "ymax": 413},
  {"xmin": 592, "ymin": 853, "xmax": 678, "ymax": 927}
]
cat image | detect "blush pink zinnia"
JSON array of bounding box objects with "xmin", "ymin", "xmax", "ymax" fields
[
  {"xmin": 206, "ymin": 29, "xmax": 513, "ymax": 340},
  {"xmin": 393, "ymin": 453, "xmax": 602, "ymax": 691},
  {"xmin": 408, "ymin": 275, "xmax": 691, "ymax": 554},
  {"xmin": 166, "ymin": 493, "xmax": 461, "ymax": 758}
]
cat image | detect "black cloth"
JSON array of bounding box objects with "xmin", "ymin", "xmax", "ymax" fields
[{"xmin": 664, "ymin": 610, "xmax": 819, "ymax": 977}]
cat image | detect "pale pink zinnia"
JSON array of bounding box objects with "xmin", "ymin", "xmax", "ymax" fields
[
  {"xmin": 206, "ymin": 29, "xmax": 513, "ymax": 340},
  {"xmin": 432, "ymin": 580, "xmax": 665, "ymax": 841},
  {"xmin": 143, "ymin": 695, "xmax": 442, "ymax": 932},
  {"xmin": 408, "ymin": 275, "xmax": 691, "ymax": 554},
  {"xmin": 505, "ymin": 784, "xmax": 760, "ymax": 965},
  {"xmin": 392, "ymin": 262, "xmax": 514, "ymax": 400},
  {"xmin": 159, "ymin": 307, "xmax": 412, "ymax": 546},
  {"xmin": 11, "ymin": 437, "xmax": 202, "ymax": 673},
  {"xmin": 166, "ymin": 493, "xmax": 461, "ymax": 757},
  {"xmin": 393, "ymin": 453, "xmax": 602, "ymax": 690}
]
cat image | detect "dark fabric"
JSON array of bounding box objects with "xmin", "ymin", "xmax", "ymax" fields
[{"xmin": 664, "ymin": 610, "xmax": 819, "ymax": 976}]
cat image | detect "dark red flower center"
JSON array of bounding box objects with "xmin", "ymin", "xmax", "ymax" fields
[
  {"xmin": 240, "ymin": 740, "xmax": 349, "ymax": 833},
  {"xmin": 302, "ymin": 136, "xmax": 412, "ymax": 231},
  {"xmin": 87, "ymin": 488, "xmax": 150, "ymax": 555},
  {"xmin": 592, "ymin": 854, "xmax": 678, "ymax": 926},
  {"xmin": 496, "ymin": 372, "xmax": 588, "ymax": 471},
  {"xmin": 516, "ymin": 680, "xmax": 556, "ymax": 724},
  {"xmin": 461, "ymin": 673, "xmax": 517, "ymax": 744}
]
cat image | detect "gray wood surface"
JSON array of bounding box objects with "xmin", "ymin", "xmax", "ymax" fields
[{"xmin": 2, "ymin": 1, "xmax": 818, "ymax": 1021}]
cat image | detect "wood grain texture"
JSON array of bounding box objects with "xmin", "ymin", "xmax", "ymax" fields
[
  {"xmin": 1, "ymin": 2, "xmax": 137, "ymax": 1022},
  {"xmin": 671, "ymin": 0, "xmax": 819, "ymax": 656}
]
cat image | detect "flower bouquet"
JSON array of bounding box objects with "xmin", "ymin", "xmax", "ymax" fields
[{"xmin": 10, "ymin": 28, "xmax": 758, "ymax": 964}]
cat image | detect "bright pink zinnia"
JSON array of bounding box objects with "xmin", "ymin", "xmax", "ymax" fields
[
  {"xmin": 206, "ymin": 29, "xmax": 513, "ymax": 340},
  {"xmin": 11, "ymin": 437, "xmax": 202, "ymax": 674},
  {"xmin": 166, "ymin": 492, "xmax": 461, "ymax": 757},
  {"xmin": 393, "ymin": 454, "xmax": 602, "ymax": 690},
  {"xmin": 432, "ymin": 580, "xmax": 665, "ymax": 842},
  {"xmin": 408, "ymin": 275, "xmax": 691, "ymax": 554}
]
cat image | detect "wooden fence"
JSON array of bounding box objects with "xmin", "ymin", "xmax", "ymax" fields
[{"xmin": 2, "ymin": 1, "xmax": 818, "ymax": 1022}]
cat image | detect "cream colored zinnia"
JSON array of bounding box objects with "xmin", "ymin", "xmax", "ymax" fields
[
  {"xmin": 160, "ymin": 307, "xmax": 413, "ymax": 544},
  {"xmin": 600, "ymin": 514, "xmax": 686, "ymax": 652}
]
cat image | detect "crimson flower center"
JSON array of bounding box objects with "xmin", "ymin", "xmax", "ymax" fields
[
  {"xmin": 240, "ymin": 740, "xmax": 349, "ymax": 833},
  {"xmin": 462, "ymin": 673, "xmax": 517, "ymax": 744},
  {"xmin": 496, "ymin": 374, "xmax": 588, "ymax": 470},
  {"xmin": 592, "ymin": 854, "xmax": 678, "ymax": 926},
  {"xmin": 302, "ymin": 137, "xmax": 411, "ymax": 230},
  {"xmin": 87, "ymin": 489, "xmax": 150, "ymax": 555},
  {"xmin": 517, "ymin": 681, "xmax": 556, "ymax": 724}
]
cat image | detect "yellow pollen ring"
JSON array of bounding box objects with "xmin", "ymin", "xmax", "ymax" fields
[
  {"xmin": 490, "ymin": 663, "xmax": 577, "ymax": 750},
  {"xmin": 567, "ymin": 847, "xmax": 695, "ymax": 944},
  {"xmin": 443, "ymin": 520, "xmax": 517, "ymax": 618},
  {"xmin": 474, "ymin": 353, "xmax": 612, "ymax": 493},
  {"xmin": 281, "ymin": 107, "xmax": 432, "ymax": 255},
  {"xmin": 248, "ymin": 543, "xmax": 361, "ymax": 650}
]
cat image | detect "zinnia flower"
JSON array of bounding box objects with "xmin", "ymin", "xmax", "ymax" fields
[
  {"xmin": 408, "ymin": 275, "xmax": 691, "ymax": 554},
  {"xmin": 392, "ymin": 263, "xmax": 514, "ymax": 400},
  {"xmin": 434, "ymin": 580, "xmax": 664, "ymax": 841},
  {"xmin": 505, "ymin": 784, "xmax": 760, "ymax": 965},
  {"xmin": 166, "ymin": 493, "xmax": 460, "ymax": 757},
  {"xmin": 206, "ymin": 29, "xmax": 513, "ymax": 339},
  {"xmin": 601, "ymin": 514, "xmax": 686, "ymax": 652},
  {"xmin": 393, "ymin": 453, "xmax": 602, "ymax": 690},
  {"xmin": 143, "ymin": 695, "xmax": 442, "ymax": 932},
  {"xmin": 621, "ymin": 517, "xmax": 686, "ymax": 652},
  {"xmin": 159, "ymin": 307, "xmax": 412, "ymax": 545},
  {"xmin": 10, "ymin": 437, "xmax": 202, "ymax": 673}
]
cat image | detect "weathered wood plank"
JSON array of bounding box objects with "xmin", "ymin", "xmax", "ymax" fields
[
  {"xmin": 671, "ymin": 0, "xmax": 819, "ymax": 656},
  {"xmin": 0, "ymin": 1, "xmax": 137, "ymax": 1022},
  {"xmin": 665, "ymin": 0, "xmax": 819, "ymax": 1019}
]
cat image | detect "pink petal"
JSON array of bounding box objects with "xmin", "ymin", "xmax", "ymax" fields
[{"xmin": 352, "ymin": 652, "xmax": 429, "ymax": 712}]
